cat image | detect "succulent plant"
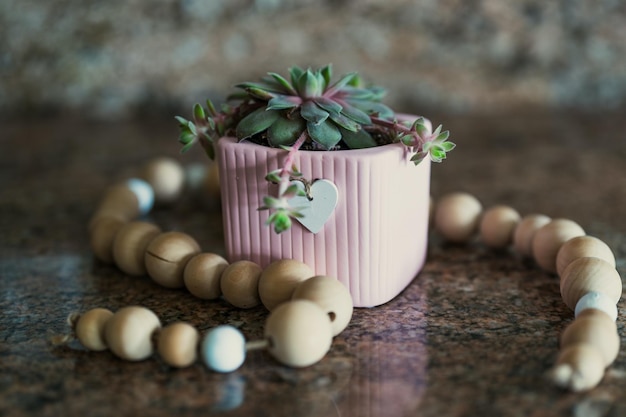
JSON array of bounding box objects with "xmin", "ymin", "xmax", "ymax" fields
[{"xmin": 176, "ymin": 64, "xmax": 455, "ymax": 233}]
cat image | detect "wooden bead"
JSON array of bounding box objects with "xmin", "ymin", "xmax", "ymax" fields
[
  {"xmin": 183, "ymin": 253, "xmax": 229, "ymax": 300},
  {"xmin": 556, "ymin": 236, "xmax": 616, "ymax": 277},
  {"xmin": 512, "ymin": 214, "xmax": 551, "ymax": 256},
  {"xmin": 157, "ymin": 322, "xmax": 199, "ymax": 368},
  {"xmin": 560, "ymin": 309, "xmax": 620, "ymax": 366},
  {"xmin": 560, "ymin": 257, "xmax": 622, "ymax": 310},
  {"xmin": 264, "ymin": 300, "xmax": 333, "ymax": 367},
  {"xmin": 258, "ymin": 259, "xmax": 314, "ymax": 311},
  {"xmin": 104, "ymin": 306, "xmax": 161, "ymax": 361},
  {"xmin": 531, "ymin": 219, "xmax": 585, "ymax": 273},
  {"xmin": 145, "ymin": 232, "xmax": 201, "ymax": 288},
  {"xmin": 75, "ymin": 308, "xmax": 114, "ymax": 351},
  {"xmin": 479, "ymin": 205, "xmax": 521, "ymax": 249},
  {"xmin": 220, "ymin": 260, "xmax": 262, "ymax": 309},
  {"xmin": 140, "ymin": 157, "xmax": 185, "ymax": 204},
  {"xmin": 112, "ymin": 221, "xmax": 161, "ymax": 276},
  {"xmin": 89, "ymin": 216, "xmax": 125, "ymax": 263},
  {"xmin": 89, "ymin": 183, "xmax": 140, "ymax": 230},
  {"xmin": 434, "ymin": 192, "xmax": 482, "ymax": 243},
  {"xmin": 292, "ymin": 276, "xmax": 353, "ymax": 336},
  {"xmin": 548, "ymin": 344, "xmax": 605, "ymax": 392}
]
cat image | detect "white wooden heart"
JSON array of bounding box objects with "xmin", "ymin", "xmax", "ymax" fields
[{"xmin": 287, "ymin": 179, "xmax": 339, "ymax": 234}]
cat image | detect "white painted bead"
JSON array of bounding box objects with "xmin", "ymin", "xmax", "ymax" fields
[
  {"xmin": 575, "ymin": 292, "xmax": 618, "ymax": 322},
  {"xmin": 201, "ymin": 325, "xmax": 246, "ymax": 373},
  {"xmin": 126, "ymin": 178, "xmax": 154, "ymax": 216}
]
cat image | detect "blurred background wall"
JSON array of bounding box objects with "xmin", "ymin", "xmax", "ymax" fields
[{"xmin": 2, "ymin": 0, "xmax": 625, "ymax": 120}]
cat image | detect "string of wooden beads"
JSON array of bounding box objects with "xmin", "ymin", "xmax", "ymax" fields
[
  {"xmin": 434, "ymin": 192, "xmax": 622, "ymax": 392},
  {"xmin": 64, "ymin": 159, "xmax": 622, "ymax": 392}
]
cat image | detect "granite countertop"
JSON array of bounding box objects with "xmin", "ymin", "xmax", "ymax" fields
[{"xmin": 1, "ymin": 111, "xmax": 625, "ymax": 417}]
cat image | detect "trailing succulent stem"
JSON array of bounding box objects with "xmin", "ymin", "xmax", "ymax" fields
[{"xmin": 175, "ymin": 64, "xmax": 455, "ymax": 233}]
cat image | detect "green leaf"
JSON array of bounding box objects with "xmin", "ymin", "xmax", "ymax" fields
[
  {"xmin": 339, "ymin": 102, "xmax": 371, "ymax": 125},
  {"xmin": 300, "ymin": 101, "xmax": 329, "ymax": 125},
  {"xmin": 430, "ymin": 147, "xmax": 446, "ymax": 162},
  {"xmin": 440, "ymin": 141, "xmax": 456, "ymax": 152},
  {"xmin": 328, "ymin": 112, "xmax": 359, "ymax": 132},
  {"xmin": 400, "ymin": 134, "xmax": 413, "ymax": 147},
  {"xmin": 289, "ymin": 66, "xmax": 304, "ymax": 87},
  {"xmin": 299, "ymin": 70, "xmax": 320, "ymax": 98},
  {"xmin": 235, "ymin": 82, "xmax": 283, "ymax": 94},
  {"xmin": 175, "ymin": 116, "xmax": 189, "ymax": 127},
  {"xmin": 268, "ymin": 116, "xmax": 306, "ymax": 147},
  {"xmin": 412, "ymin": 117, "xmax": 429, "ymax": 137},
  {"xmin": 206, "ymin": 99, "xmax": 218, "ymax": 116},
  {"xmin": 193, "ymin": 104, "xmax": 205, "ymax": 122},
  {"xmin": 313, "ymin": 97, "xmax": 342, "ymax": 114},
  {"xmin": 265, "ymin": 170, "xmax": 282, "ymax": 183},
  {"xmin": 433, "ymin": 124, "xmax": 442, "ymax": 136},
  {"xmin": 325, "ymin": 72, "xmax": 357, "ymax": 95},
  {"xmin": 268, "ymin": 72, "xmax": 298, "ymax": 95},
  {"xmin": 236, "ymin": 108, "xmax": 280, "ymax": 139},
  {"xmin": 267, "ymin": 95, "xmax": 301, "ymax": 110},
  {"xmin": 411, "ymin": 152, "xmax": 427, "ymax": 165},
  {"xmin": 243, "ymin": 86, "xmax": 275, "ymax": 101},
  {"xmin": 348, "ymin": 100, "xmax": 394, "ymax": 119},
  {"xmin": 180, "ymin": 141, "xmax": 195, "ymax": 153},
  {"xmin": 436, "ymin": 130, "xmax": 450, "ymax": 142},
  {"xmin": 307, "ymin": 120, "xmax": 342, "ymax": 149},
  {"xmin": 339, "ymin": 127, "xmax": 377, "ymax": 149},
  {"xmin": 179, "ymin": 131, "xmax": 195, "ymax": 145},
  {"xmin": 320, "ymin": 65, "xmax": 332, "ymax": 90}
]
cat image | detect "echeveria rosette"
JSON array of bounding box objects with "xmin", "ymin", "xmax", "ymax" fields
[
  {"xmin": 394, "ymin": 117, "xmax": 456, "ymax": 165},
  {"xmin": 233, "ymin": 65, "xmax": 392, "ymax": 150}
]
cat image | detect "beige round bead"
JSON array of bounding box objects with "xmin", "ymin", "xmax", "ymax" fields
[
  {"xmin": 157, "ymin": 322, "xmax": 199, "ymax": 368},
  {"xmin": 479, "ymin": 205, "xmax": 521, "ymax": 249},
  {"xmin": 112, "ymin": 221, "xmax": 162, "ymax": 276},
  {"xmin": 434, "ymin": 192, "xmax": 483, "ymax": 243},
  {"xmin": 549, "ymin": 344, "xmax": 606, "ymax": 392},
  {"xmin": 145, "ymin": 232, "xmax": 201, "ymax": 289},
  {"xmin": 90, "ymin": 216, "xmax": 126, "ymax": 264},
  {"xmin": 560, "ymin": 309, "xmax": 620, "ymax": 366},
  {"xmin": 560, "ymin": 257, "xmax": 622, "ymax": 310},
  {"xmin": 89, "ymin": 183, "xmax": 140, "ymax": 230},
  {"xmin": 264, "ymin": 300, "xmax": 333, "ymax": 367},
  {"xmin": 183, "ymin": 253, "xmax": 229, "ymax": 300},
  {"xmin": 220, "ymin": 260, "xmax": 262, "ymax": 308},
  {"xmin": 531, "ymin": 219, "xmax": 585, "ymax": 273},
  {"xmin": 258, "ymin": 259, "xmax": 314, "ymax": 311},
  {"xmin": 104, "ymin": 306, "xmax": 161, "ymax": 361},
  {"xmin": 75, "ymin": 308, "xmax": 114, "ymax": 351},
  {"xmin": 556, "ymin": 236, "xmax": 616, "ymax": 277},
  {"xmin": 141, "ymin": 157, "xmax": 185, "ymax": 204},
  {"xmin": 292, "ymin": 276, "xmax": 354, "ymax": 336},
  {"xmin": 513, "ymin": 214, "xmax": 551, "ymax": 256}
]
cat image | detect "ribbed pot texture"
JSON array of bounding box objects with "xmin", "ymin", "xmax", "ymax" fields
[{"xmin": 216, "ymin": 133, "xmax": 431, "ymax": 307}]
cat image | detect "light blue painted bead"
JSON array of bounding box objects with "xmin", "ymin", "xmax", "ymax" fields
[
  {"xmin": 126, "ymin": 178, "xmax": 154, "ymax": 215},
  {"xmin": 574, "ymin": 291, "xmax": 618, "ymax": 321},
  {"xmin": 201, "ymin": 325, "xmax": 246, "ymax": 373}
]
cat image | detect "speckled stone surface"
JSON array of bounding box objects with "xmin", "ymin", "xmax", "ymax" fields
[{"xmin": 1, "ymin": 112, "xmax": 625, "ymax": 417}]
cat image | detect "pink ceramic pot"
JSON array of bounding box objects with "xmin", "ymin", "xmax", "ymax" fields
[{"xmin": 216, "ymin": 118, "xmax": 431, "ymax": 307}]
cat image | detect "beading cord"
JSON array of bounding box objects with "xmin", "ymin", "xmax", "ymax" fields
[{"xmin": 56, "ymin": 157, "xmax": 622, "ymax": 392}]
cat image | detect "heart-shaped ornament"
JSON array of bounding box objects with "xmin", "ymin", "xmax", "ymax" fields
[{"xmin": 287, "ymin": 179, "xmax": 339, "ymax": 234}]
